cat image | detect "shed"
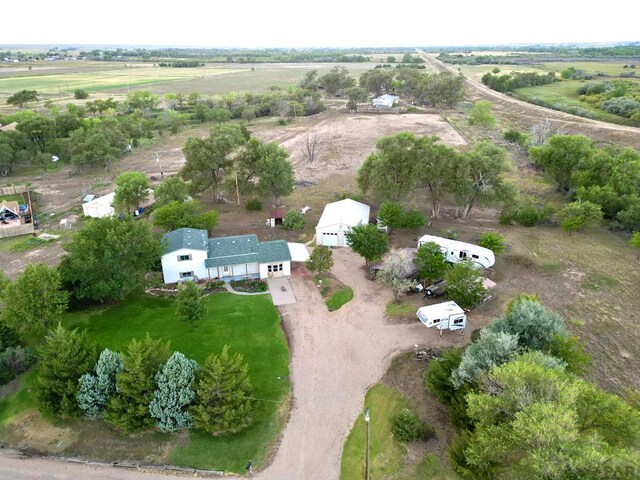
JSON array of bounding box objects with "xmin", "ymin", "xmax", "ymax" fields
[
  {"xmin": 268, "ymin": 208, "xmax": 286, "ymax": 228},
  {"xmin": 315, "ymin": 198, "xmax": 370, "ymax": 247},
  {"xmin": 82, "ymin": 192, "xmax": 116, "ymax": 218}
]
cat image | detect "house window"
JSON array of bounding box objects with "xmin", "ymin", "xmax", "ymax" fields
[
  {"xmin": 267, "ymin": 263, "xmax": 284, "ymax": 273},
  {"xmin": 178, "ymin": 254, "xmax": 192, "ymax": 262},
  {"xmin": 179, "ymin": 271, "xmax": 194, "ymax": 279}
]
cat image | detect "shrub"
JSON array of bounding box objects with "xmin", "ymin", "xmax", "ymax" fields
[
  {"xmin": 77, "ymin": 348, "xmax": 124, "ymax": 417},
  {"xmin": 73, "ymin": 89, "xmax": 89, "ymax": 99},
  {"xmin": 442, "ymin": 229, "xmax": 457, "ymax": 240},
  {"xmin": 283, "ymin": 210, "xmax": 305, "ymax": 231},
  {"xmin": 468, "ymin": 100, "xmax": 496, "ymax": 128},
  {"xmin": 245, "ymin": 198, "xmax": 262, "ymax": 211},
  {"xmin": 503, "ymin": 129, "xmax": 530, "ymax": 148},
  {"xmin": 0, "ymin": 346, "xmax": 36, "ymax": 384},
  {"xmin": 392, "ymin": 408, "xmax": 429, "ymax": 442},
  {"xmin": 401, "ymin": 209, "xmax": 427, "ymax": 229},
  {"xmin": 477, "ymin": 231, "xmax": 506, "ymax": 255}
]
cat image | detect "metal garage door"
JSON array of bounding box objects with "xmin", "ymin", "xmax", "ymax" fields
[{"xmin": 322, "ymin": 232, "xmax": 339, "ymax": 246}]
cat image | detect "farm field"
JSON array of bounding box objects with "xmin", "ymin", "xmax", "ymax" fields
[
  {"xmin": 0, "ymin": 61, "xmax": 375, "ymax": 108},
  {"xmin": 0, "ymin": 293, "xmax": 290, "ymax": 473},
  {"xmin": 457, "ymin": 64, "xmax": 546, "ymax": 81},
  {"xmin": 541, "ymin": 61, "xmax": 636, "ymax": 76}
]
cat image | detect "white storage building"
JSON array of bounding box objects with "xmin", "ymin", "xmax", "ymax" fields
[
  {"xmin": 315, "ymin": 198, "xmax": 370, "ymax": 247},
  {"xmin": 82, "ymin": 192, "xmax": 116, "ymax": 218}
]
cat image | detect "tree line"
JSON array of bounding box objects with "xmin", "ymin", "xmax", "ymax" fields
[
  {"xmin": 425, "ymin": 296, "xmax": 640, "ymax": 478},
  {"xmin": 481, "ymin": 70, "xmax": 558, "ymax": 93}
]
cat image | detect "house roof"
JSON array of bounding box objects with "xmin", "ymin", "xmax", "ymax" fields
[
  {"xmin": 205, "ymin": 234, "xmax": 291, "ymax": 268},
  {"xmin": 287, "ymin": 242, "xmax": 310, "ymax": 262},
  {"xmin": 163, "ymin": 228, "xmax": 209, "ymax": 254},
  {"xmin": 0, "ymin": 200, "xmax": 20, "ymax": 215},
  {"xmin": 269, "ymin": 209, "xmax": 286, "ymax": 219},
  {"xmin": 316, "ymin": 198, "xmax": 370, "ymax": 230}
]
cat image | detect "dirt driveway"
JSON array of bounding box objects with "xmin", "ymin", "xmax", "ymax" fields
[{"xmin": 0, "ymin": 248, "xmax": 473, "ymax": 479}]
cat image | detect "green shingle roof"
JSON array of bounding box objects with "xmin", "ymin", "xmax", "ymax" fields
[
  {"xmin": 204, "ymin": 234, "xmax": 291, "ymax": 268},
  {"xmin": 162, "ymin": 228, "xmax": 208, "ymax": 254}
]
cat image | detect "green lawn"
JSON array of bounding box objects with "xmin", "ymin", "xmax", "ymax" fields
[
  {"xmin": 0, "ymin": 293, "xmax": 290, "ymax": 473},
  {"xmin": 340, "ymin": 384, "xmax": 460, "ymax": 480},
  {"xmin": 327, "ymin": 286, "xmax": 354, "ymax": 311}
]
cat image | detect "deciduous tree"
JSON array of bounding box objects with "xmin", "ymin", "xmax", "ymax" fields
[
  {"xmin": 558, "ymin": 201, "xmax": 603, "ymax": 233},
  {"xmin": 153, "ymin": 176, "xmax": 190, "ymax": 207},
  {"xmin": 2, "ymin": 263, "xmax": 68, "ymax": 341},
  {"xmin": 476, "ymin": 231, "xmax": 506, "ymax": 255},
  {"xmin": 416, "ymin": 136, "xmax": 460, "ymax": 218},
  {"xmin": 529, "ymin": 134, "xmax": 594, "ymax": 192},
  {"xmin": 113, "ymin": 171, "xmax": 149, "ymax": 213},
  {"xmin": 257, "ymin": 142, "xmax": 294, "ymax": 206},
  {"xmin": 445, "ymin": 259, "xmax": 486, "ymax": 309},
  {"xmin": 306, "ymin": 245, "xmax": 333, "ymax": 275},
  {"xmin": 344, "ymin": 223, "xmax": 388, "ymax": 267},
  {"xmin": 60, "ymin": 217, "xmax": 161, "ymax": 304},
  {"xmin": 6, "ymin": 89, "xmax": 38, "ymax": 108},
  {"xmin": 376, "ymin": 249, "xmax": 414, "ymax": 303},
  {"xmin": 414, "ymin": 241, "xmax": 448, "ymax": 283}
]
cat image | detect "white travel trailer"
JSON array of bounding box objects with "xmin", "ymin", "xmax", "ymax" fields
[
  {"xmin": 417, "ymin": 235, "xmax": 495, "ymax": 269},
  {"xmin": 416, "ymin": 301, "xmax": 467, "ymax": 336}
]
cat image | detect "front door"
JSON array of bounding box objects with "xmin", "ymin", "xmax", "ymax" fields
[{"xmin": 222, "ymin": 265, "xmax": 231, "ymax": 277}]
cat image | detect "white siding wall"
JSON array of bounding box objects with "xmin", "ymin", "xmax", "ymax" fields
[
  {"xmin": 259, "ymin": 261, "xmax": 291, "ymax": 279},
  {"xmin": 316, "ymin": 224, "xmax": 348, "ymax": 247},
  {"xmin": 161, "ymin": 248, "xmax": 208, "ymax": 283},
  {"xmin": 82, "ymin": 203, "xmax": 114, "ymax": 218},
  {"xmin": 208, "ymin": 262, "xmax": 260, "ymax": 280}
]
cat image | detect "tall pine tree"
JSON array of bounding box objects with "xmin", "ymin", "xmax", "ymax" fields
[
  {"xmin": 38, "ymin": 324, "xmax": 97, "ymax": 416},
  {"xmin": 190, "ymin": 345, "xmax": 256, "ymax": 435},
  {"xmin": 104, "ymin": 334, "xmax": 170, "ymax": 432}
]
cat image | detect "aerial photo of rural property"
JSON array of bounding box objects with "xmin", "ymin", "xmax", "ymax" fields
[{"xmin": 0, "ymin": 1, "xmax": 639, "ymax": 479}]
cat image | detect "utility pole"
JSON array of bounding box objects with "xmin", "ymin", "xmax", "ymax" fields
[
  {"xmin": 235, "ymin": 171, "xmax": 241, "ymax": 211},
  {"xmin": 365, "ymin": 408, "xmax": 370, "ymax": 480},
  {"xmin": 155, "ymin": 152, "xmax": 164, "ymax": 179}
]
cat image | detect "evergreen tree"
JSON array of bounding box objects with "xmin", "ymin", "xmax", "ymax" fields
[
  {"xmin": 104, "ymin": 334, "xmax": 170, "ymax": 432},
  {"xmin": 77, "ymin": 348, "xmax": 124, "ymax": 417},
  {"xmin": 149, "ymin": 352, "xmax": 199, "ymax": 432},
  {"xmin": 190, "ymin": 345, "xmax": 256, "ymax": 435},
  {"xmin": 38, "ymin": 324, "xmax": 97, "ymax": 416},
  {"xmin": 175, "ymin": 281, "xmax": 207, "ymax": 329}
]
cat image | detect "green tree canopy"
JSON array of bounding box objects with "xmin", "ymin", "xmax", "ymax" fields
[
  {"xmin": 38, "ymin": 324, "xmax": 97, "ymax": 417},
  {"xmin": 319, "ymin": 66, "xmax": 355, "ymax": 95},
  {"xmin": 153, "ymin": 175, "xmax": 190, "ymax": 207},
  {"xmin": 175, "ymin": 281, "xmax": 207, "ymax": 329},
  {"xmin": 358, "ymin": 132, "xmax": 421, "ymax": 202},
  {"xmin": 455, "ymin": 140, "xmax": 514, "ymax": 219},
  {"xmin": 104, "ymin": 334, "xmax": 170, "ymax": 433},
  {"xmin": 445, "ymin": 259, "xmax": 486, "ymax": 309},
  {"xmin": 60, "ymin": 217, "xmax": 161, "ymax": 304},
  {"xmin": 558, "ymin": 201, "xmax": 603, "ymax": 233},
  {"xmin": 190, "ymin": 345, "xmax": 257, "ymax": 435},
  {"xmin": 152, "ymin": 200, "xmax": 218, "ymax": 233},
  {"xmin": 530, "ymin": 134, "xmax": 594, "ymax": 192},
  {"xmin": 113, "ymin": 171, "xmax": 149, "ymax": 212},
  {"xmin": 257, "ymin": 141, "xmax": 294, "ymax": 206},
  {"xmin": 7, "ymin": 90, "xmax": 38, "ymax": 108},
  {"xmin": 344, "ymin": 223, "xmax": 388, "ymax": 267},
  {"xmin": 468, "ymin": 100, "xmax": 496, "ymax": 127},
  {"xmin": 476, "ymin": 231, "xmax": 506, "ymax": 255},
  {"xmin": 414, "ymin": 241, "xmax": 448, "ymax": 283},
  {"xmin": 2, "ymin": 263, "xmax": 68, "ymax": 341},
  {"xmin": 416, "ymin": 136, "xmax": 461, "ymax": 218},
  {"xmin": 306, "ymin": 245, "xmax": 334, "ymax": 275},
  {"xmin": 181, "ymin": 123, "xmax": 249, "ymax": 198}
]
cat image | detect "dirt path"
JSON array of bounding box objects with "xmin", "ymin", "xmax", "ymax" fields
[
  {"xmin": 416, "ymin": 50, "xmax": 640, "ymax": 149},
  {"xmin": 0, "ymin": 248, "xmax": 475, "ymax": 479}
]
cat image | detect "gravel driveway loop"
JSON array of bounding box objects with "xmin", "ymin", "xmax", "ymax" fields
[{"xmin": 0, "ymin": 248, "xmax": 471, "ymax": 479}]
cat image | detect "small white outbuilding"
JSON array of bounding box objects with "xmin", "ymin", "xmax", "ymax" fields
[
  {"xmin": 315, "ymin": 198, "xmax": 370, "ymax": 247},
  {"xmin": 82, "ymin": 192, "xmax": 116, "ymax": 218}
]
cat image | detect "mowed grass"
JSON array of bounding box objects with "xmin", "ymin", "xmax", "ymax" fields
[
  {"xmin": 340, "ymin": 384, "xmax": 459, "ymax": 480},
  {"xmin": 0, "ymin": 293, "xmax": 290, "ymax": 473},
  {"xmin": 326, "ymin": 286, "xmax": 354, "ymax": 311},
  {"xmin": 341, "ymin": 384, "xmax": 407, "ymax": 480}
]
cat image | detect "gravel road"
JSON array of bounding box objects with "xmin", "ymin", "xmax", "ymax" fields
[{"xmin": 0, "ymin": 248, "xmax": 470, "ymax": 479}]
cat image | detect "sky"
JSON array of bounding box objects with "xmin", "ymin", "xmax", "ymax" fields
[{"xmin": 1, "ymin": 0, "xmax": 639, "ymax": 48}]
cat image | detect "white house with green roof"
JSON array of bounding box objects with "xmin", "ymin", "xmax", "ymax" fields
[{"xmin": 161, "ymin": 228, "xmax": 292, "ymax": 284}]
